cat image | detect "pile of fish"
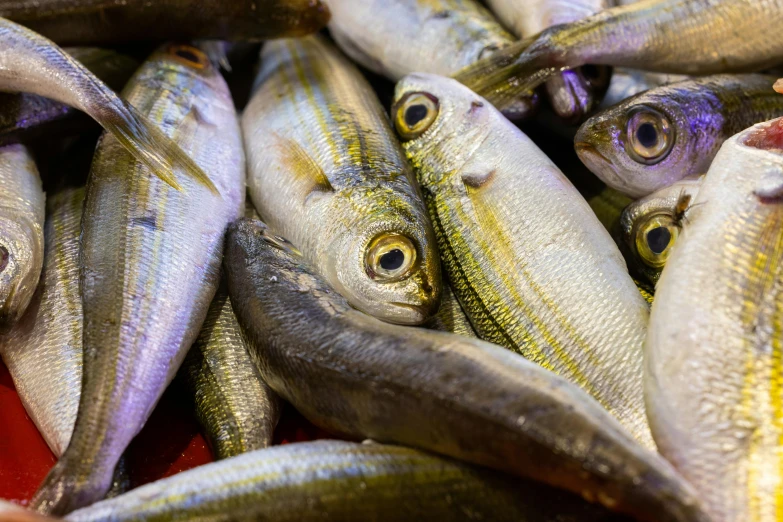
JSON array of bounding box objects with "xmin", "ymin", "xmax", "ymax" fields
[{"xmin": 0, "ymin": 0, "xmax": 782, "ymax": 521}]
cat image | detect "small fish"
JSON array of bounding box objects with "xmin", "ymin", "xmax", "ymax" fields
[
  {"xmin": 646, "ymin": 117, "xmax": 783, "ymax": 522},
  {"xmin": 326, "ymin": 0, "xmax": 538, "ymax": 119},
  {"xmin": 576, "ymin": 74, "xmax": 783, "ymax": 198},
  {"xmin": 65, "ymin": 440, "xmax": 619, "ymax": 522},
  {"xmin": 454, "ymin": 0, "xmax": 783, "ymax": 114},
  {"xmin": 31, "ymin": 44, "xmax": 245, "ymax": 516},
  {"xmin": 426, "ymin": 283, "xmax": 477, "ymax": 337},
  {"xmin": 180, "ymin": 285, "xmax": 281, "ymax": 460},
  {"xmin": 485, "ymin": 0, "xmax": 612, "ymax": 122},
  {"xmin": 0, "ymin": 17, "xmax": 214, "ymax": 191},
  {"xmin": 0, "ymin": 0, "xmax": 330, "ymax": 45},
  {"xmin": 392, "ymin": 73, "xmax": 654, "ymax": 448},
  {"xmin": 242, "ymin": 36, "xmax": 441, "ymax": 326},
  {"xmin": 224, "ymin": 218, "xmax": 707, "ymax": 522},
  {"xmin": 0, "ymin": 144, "xmax": 44, "ymax": 326},
  {"xmin": 0, "ymin": 188, "xmax": 83, "ymax": 456},
  {"xmin": 619, "ymin": 177, "xmax": 702, "ymax": 285}
]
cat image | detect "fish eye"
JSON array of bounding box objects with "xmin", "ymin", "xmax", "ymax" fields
[
  {"xmin": 0, "ymin": 245, "xmax": 7, "ymax": 273},
  {"xmin": 634, "ymin": 214, "xmax": 680, "ymax": 269},
  {"xmin": 365, "ymin": 233, "xmax": 417, "ymax": 282},
  {"xmin": 169, "ymin": 45, "xmax": 209, "ymax": 69},
  {"xmin": 393, "ymin": 92, "xmax": 439, "ymax": 141},
  {"xmin": 625, "ymin": 107, "xmax": 674, "ymax": 164}
]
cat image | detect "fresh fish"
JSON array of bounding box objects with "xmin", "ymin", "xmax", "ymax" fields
[
  {"xmin": 455, "ymin": 0, "xmax": 783, "ymax": 114},
  {"xmin": 0, "ymin": 144, "xmax": 44, "ymax": 326},
  {"xmin": 0, "ymin": 188, "xmax": 83, "ymax": 456},
  {"xmin": 576, "ymin": 74, "xmax": 783, "ymax": 198},
  {"xmin": 0, "ymin": 48, "xmax": 139, "ymax": 144},
  {"xmin": 619, "ymin": 177, "xmax": 702, "ymax": 285},
  {"xmin": 31, "ymin": 44, "xmax": 244, "ymax": 515},
  {"xmin": 646, "ymin": 117, "xmax": 783, "ymax": 522},
  {"xmin": 66, "ymin": 440, "xmax": 619, "ymax": 522},
  {"xmin": 0, "ymin": 0, "xmax": 330, "ymax": 45},
  {"xmin": 485, "ymin": 0, "xmax": 612, "ymax": 122},
  {"xmin": 426, "ymin": 283, "xmax": 477, "ymax": 337},
  {"xmin": 0, "ymin": 17, "xmax": 214, "ymax": 191},
  {"xmin": 180, "ymin": 286, "xmax": 281, "ymax": 460},
  {"xmin": 326, "ymin": 0, "xmax": 537, "ymax": 120},
  {"xmin": 599, "ymin": 68, "xmax": 688, "ymax": 110},
  {"xmin": 225, "ymin": 218, "xmax": 707, "ymax": 522},
  {"xmin": 392, "ymin": 73, "xmax": 653, "ymax": 447},
  {"xmin": 242, "ymin": 36, "xmax": 441, "ymax": 326}
]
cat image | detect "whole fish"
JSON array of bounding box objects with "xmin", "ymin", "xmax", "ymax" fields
[
  {"xmin": 646, "ymin": 117, "xmax": 783, "ymax": 522},
  {"xmin": 31, "ymin": 44, "xmax": 244, "ymax": 516},
  {"xmin": 426, "ymin": 283, "xmax": 477, "ymax": 337},
  {"xmin": 0, "ymin": 17, "xmax": 214, "ymax": 191},
  {"xmin": 242, "ymin": 36, "xmax": 441, "ymax": 326},
  {"xmin": 576, "ymin": 74, "xmax": 783, "ymax": 198},
  {"xmin": 66, "ymin": 440, "xmax": 618, "ymax": 522},
  {"xmin": 0, "ymin": 48, "xmax": 139, "ymax": 144},
  {"xmin": 392, "ymin": 73, "xmax": 653, "ymax": 447},
  {"xmin": 485, "ymin": 0, "xmax": 612, "ymax": 122},
  {"xmin": 180, "ymin": 286, "xmax": 281, "ymax": 460},
  {"xmin": 0, "ymin": 188, "xmax": 83, "ymax": 456},
  {"xmin": 225, "ymin": 218, "xmax": 707, "ymax": 522},
  {"xmin": 0, "ymin": 144, "xmax": 44, "ymax": 326},
  {"xmin": 454, "ymin": 0, "xmax": 783, "ymax": 114},
  {"xmin": 599, "ymin": 68, "xmax": 688, "ymax": 110},
  {"xmin": 0, "ymin": 0, "xmax": 330, "ymax": 45},
  {"xmin": 326, "ymin": 0, "xmax": 537, "ymax": 120},
  {"xmin": 619, "ymin": 177, "xmax": 702, "ymax": 285}
]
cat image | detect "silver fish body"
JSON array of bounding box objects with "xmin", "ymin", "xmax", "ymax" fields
[
  {"xmin": 0, "ymin": 188, "xmax": 83, "ymax": 456},
  {"xmin": 31, "ymin": 44, "xmax": 244, "ymax": 515},
  {"xmin": 646, "ymin": 117, "xmax": 783, "ymax": 522},
  {"xmin": 0, "ymin": 143, "xmax": 44, "ymax": 326},
  {"xmin": 242, "ymin": 36, "xmax": 441, "ymax": 326}
]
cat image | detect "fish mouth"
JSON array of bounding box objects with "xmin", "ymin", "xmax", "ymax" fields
[
  {"xmin": 387, "ymin": 301, "xmax": 432, "ymax": 325},
  {"xmin": 574, "ymin": 141, "xmax": 609, "ymax": 164}
]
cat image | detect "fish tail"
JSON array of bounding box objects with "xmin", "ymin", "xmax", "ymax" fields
[{"xmin": 30, "ymin": 458, "xmax": 112, "ymax": 516}]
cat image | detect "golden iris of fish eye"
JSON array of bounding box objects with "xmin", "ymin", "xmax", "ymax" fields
[
  {"xmin": 394, "ymin": 92, "xmax": 439, "ymax": 141},
  {"xmin": 625, "ymin": 107, "xmax": 674, "ymax": 164},
  {"xmin": 635, "ymin": 214, "xmax": 679, "ymax": 269},
  {"xmin": 365, "ymin": 233, "xmax": 417, "ymax": 282},
  {"xmin": 168, "ymin": 44, "xmax": 210, "ymax": 70}
]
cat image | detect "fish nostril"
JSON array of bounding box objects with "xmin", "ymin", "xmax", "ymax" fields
[{"xmin": 0, "ymin": 245, "xmax": 7, "ymax": 273}]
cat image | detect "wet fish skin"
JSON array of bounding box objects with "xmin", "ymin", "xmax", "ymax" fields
[
  {"xmin": 393, "ymin": 73, "xmax": 653, "ymax": 448},
  {"xmin": 576, "ymin": 74, "xmax": 783, "ymax": 198},
  {"xmin": 0, "ymin": 188, "xmax": 83, "ymax": 456},
  {"xmin": 426, "ymin": 283, "xmax": 477, "ymax": 337},
  {"xmin": 0, "ymin": 144, "xmax": 44, "ymax": 327},
  {"xmin": 31, "ymin": 44, "xmax": 244, "ymax": 516},
  {"xmin": 0, "ymin": 0, "xmax": 330, "ymax": 45},
  {"xmin": 0, "ymin": 17, "xmax": 214, "ymax": 191},
  {"xmin": 180, "ymin": 286, "xmax": 281, "ymax": 460},
  {"xmin": 646, "ymin": 117, "xmax": 783, "ymax": 522},
  {"xmin": 225, "ymin": 218, "xmax": 708, "ymax": 522},
  {"xmin": 456, "ymin": 0, "xmax": 783, "ymax": 113},
  {"xmin": 242, "ymin": 36, "xmax": 441, "ymax": 326}
]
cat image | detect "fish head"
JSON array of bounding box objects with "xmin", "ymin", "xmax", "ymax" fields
[
  {"xmin": 0, "ymin": 215, "xmax": 40, "ymax": 326},
  {"xmin": 575, "ymin": 91, "xmax": 694, "ymax": 198}
]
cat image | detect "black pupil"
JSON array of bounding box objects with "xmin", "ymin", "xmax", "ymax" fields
[
  {"xmin": 379, "ymin": 249, "xmax": 405, "ymax": 271},
  {"xmin": 582, "ymin": 64, "xmax": 600, "ymax": 80},
  {"xmin": 0, "ymin": 245, "xmax": 7, "ymax": 273},
  {"xmin": 175, "ymin": 49, "xmax": 201, "ymax": 63},
  {"xmin": 636, "ymin": 122, "xmax": 659, "ymax": 148},
  {"xmin": 405, "ymin": 104, "xmax": 429, "ymax": 128},
  {"xmin": 646, "ymin": 227, "xmax": 671, "ymax": 255}
]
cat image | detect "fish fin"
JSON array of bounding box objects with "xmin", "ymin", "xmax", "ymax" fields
[
  {"xmin": 196, "ymin": 40, "xmax": 232, "ymax": 72},
  {"xmin": 273, "ymin": 134, "xmax": 334, "ymax": 203}
]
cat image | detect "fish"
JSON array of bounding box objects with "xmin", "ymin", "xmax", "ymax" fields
[
  {"xmin": 66, "ymin": 440, "xmax": 620, "ymax": 522},
  {"xmin": 224, "ymin": 218, "xmax": 708, "ymax": 522},
  {"xmin": 426, "ymin": 283, "xmax": 477, "ymax": 337},
  {"xmin": 599, "ymin": 68, "xmax": 689, "ymax": 110},
  {"xmin": 0, "ymin": 0, "xmax": 330, "ymax": 45},
  {"xmin": 576, "ymin": 74, "xmax": 783, "ymax": 198},
  {"xmin": 31, "ymin": 44, "xmax": 245, "ymax": 516},
  {"xmin": 180, "ymin": 285, "xmax": 281, "ymax": 460},
  {"xmin": 0, "ymin": 188, "xmax": 83, "ymax": 457},
  {"xmin": 586, "ymin": 185, "xmax": 633, "ymax": 233},
  {"xmin": 619, "ymin": 176, "xmax": 702, "ymax": 285},
  {"xmin": 485, "ymin": 0, "xmax": 612, "ymax": 122},
  {"xmin": 0, "ymin": 17, "xmax": 214, "ymax": 191},
  {"xmin": 0, "ymin": 48, "xmax": 139, "ymax": 144},
  {"xmin": 0, "ymin": 144, "xmax": 44, "ymax": 327},
  {"xmin": 454, "ymin": 0, "xmax": 783, "ymax": 114},
  {"xmin": 645, "ymin": 116, "xmax": 783, "ymax": 522},
  {"xmin": 241, "ymin": 35, "xmax": 441, "ymax": 326},
  {"xmin": 392, "ymin": 73, "xmax": 654, "ymax": 448},
  {"xmin": 326, "ymin": 0, "xmax": 538, "ymax": 120}
]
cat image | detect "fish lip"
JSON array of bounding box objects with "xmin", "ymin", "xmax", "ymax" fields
[
  {"xmin": 386, "ymin": 301, "xmax": 431, "ymax": 325},
  {"xmin": 574, "ymin": 141, "xmax": 630, "ymax": 191},
  {"xmin": 574, "ymin": 141, "xmax": 607, "ymax": 163}
]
